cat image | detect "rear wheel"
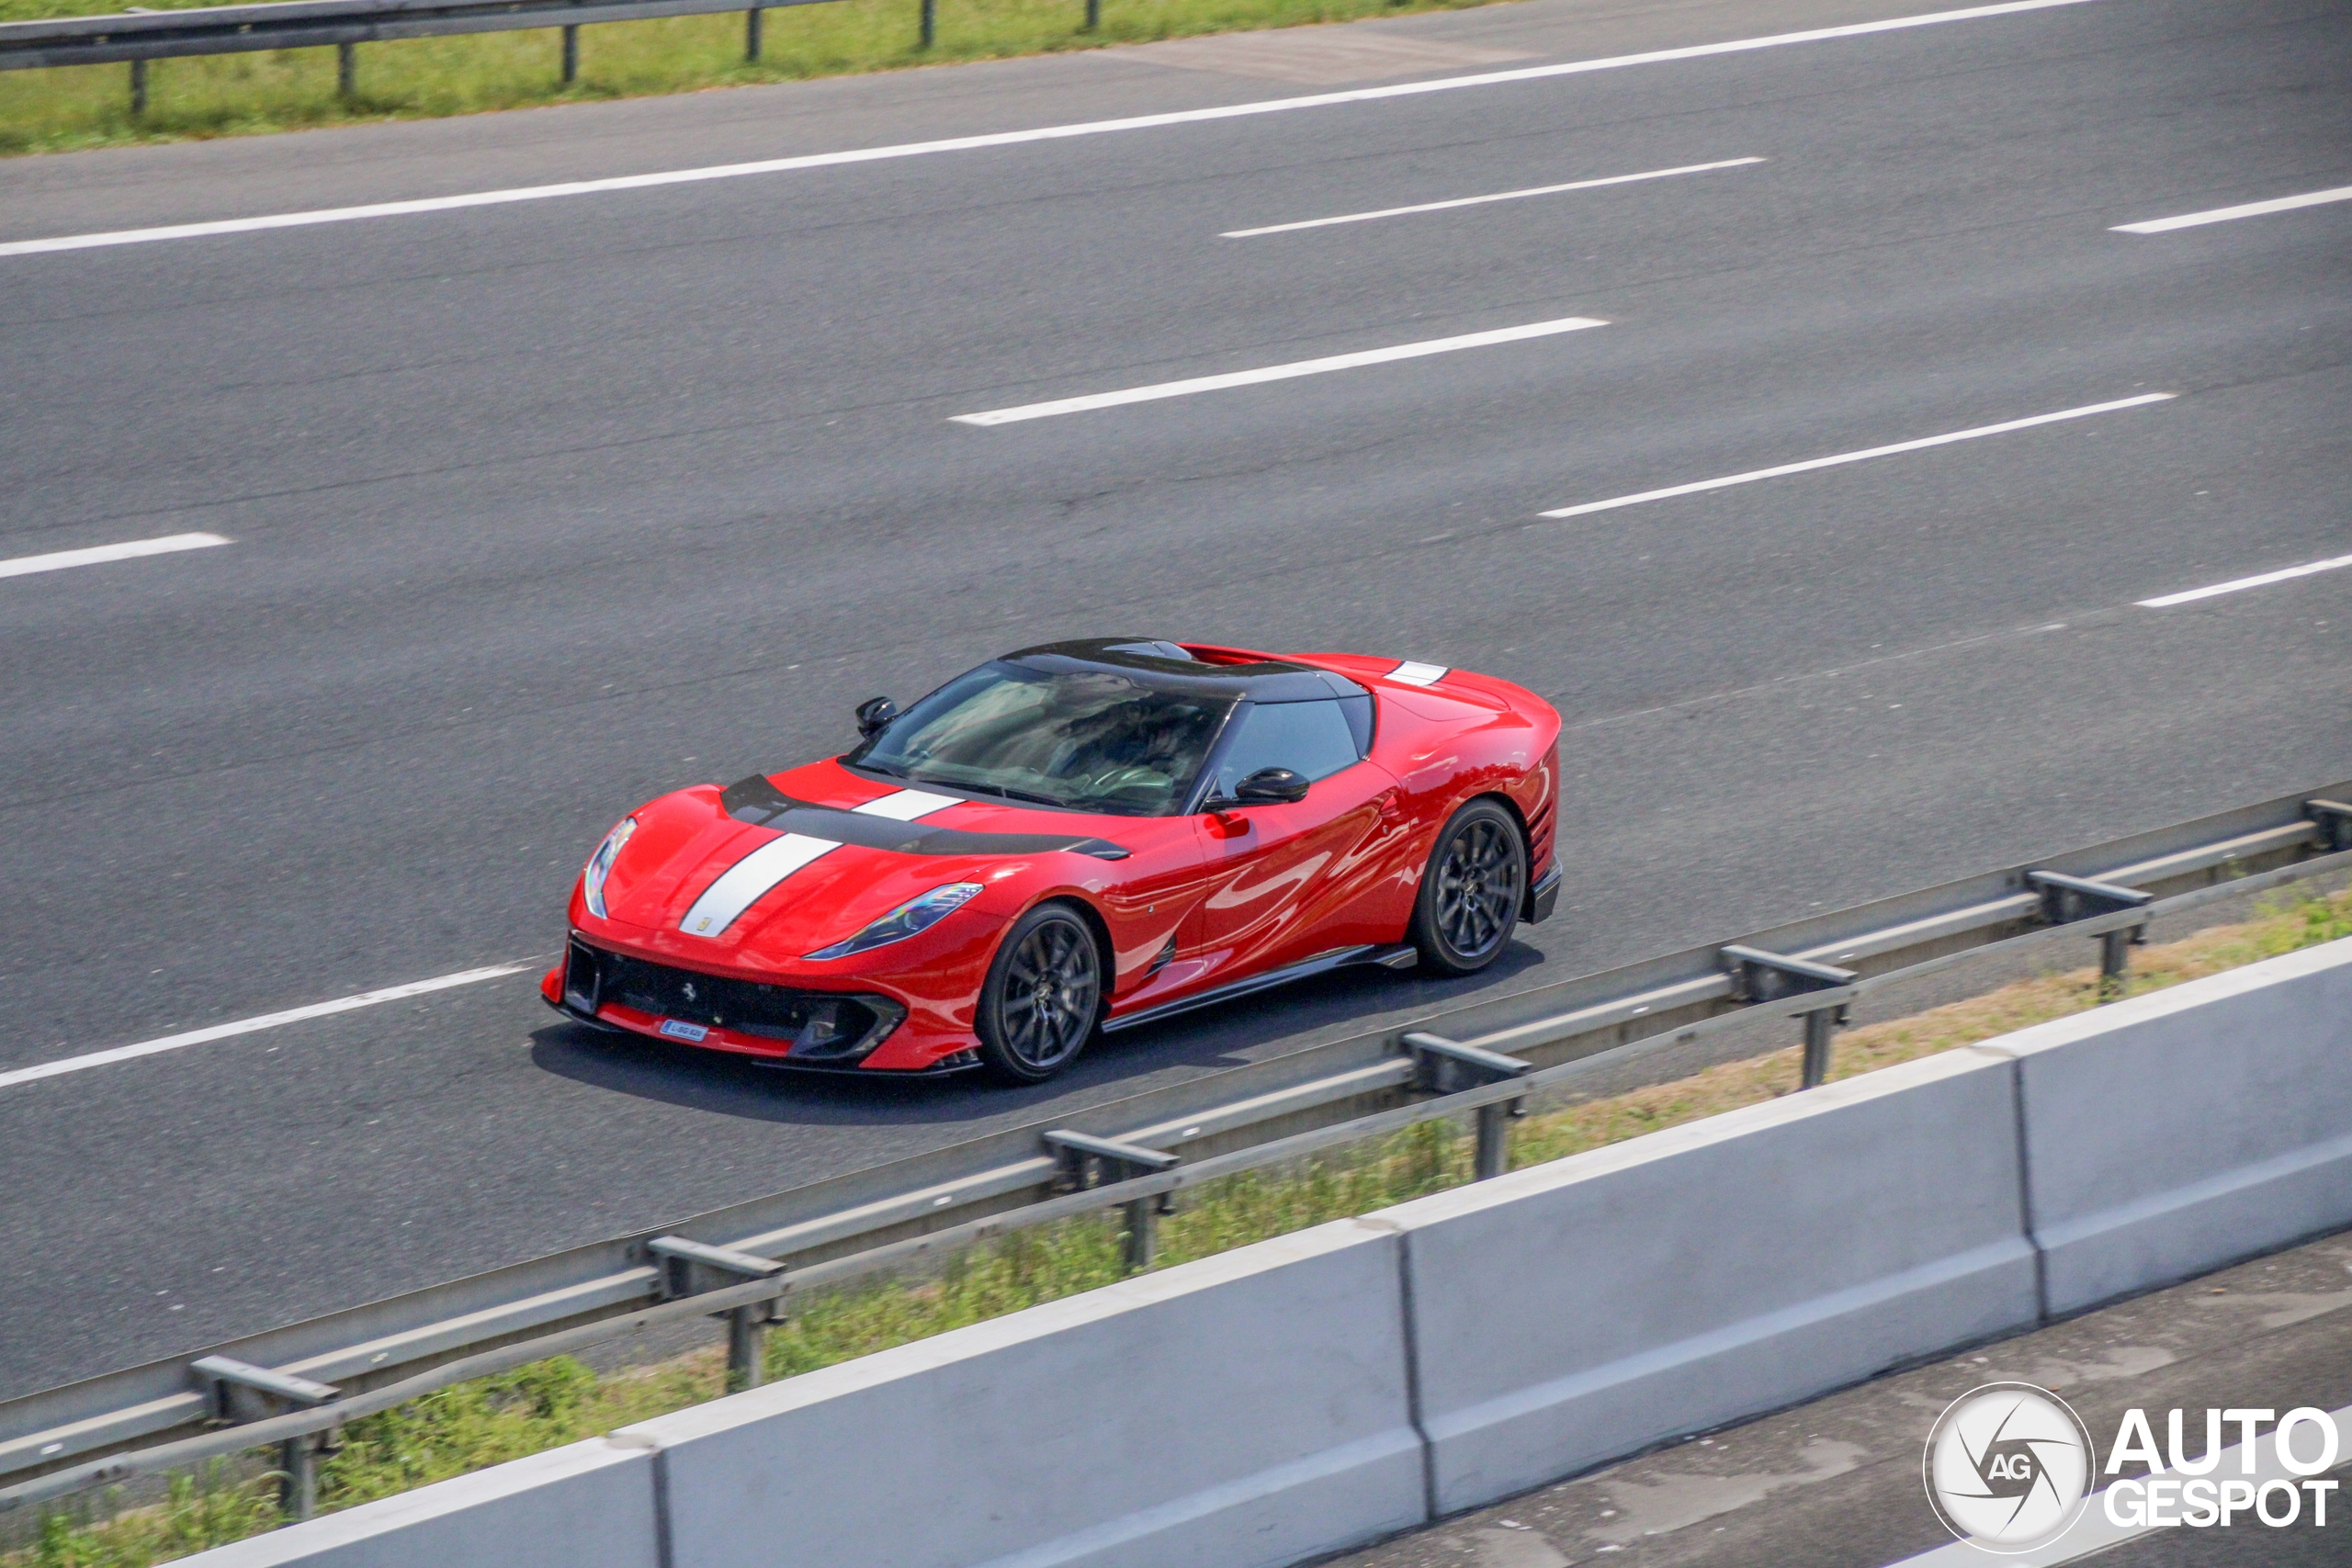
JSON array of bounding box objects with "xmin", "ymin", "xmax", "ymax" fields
[
  {"xmin": 1409, "ymin": 799, "xmax": 1527, "ymax": 976},
  {"xmin": 976, "ymin": 902, "xmax": 1103, "ymax": 1084}
]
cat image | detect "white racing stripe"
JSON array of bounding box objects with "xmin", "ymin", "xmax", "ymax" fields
[
  {"xmin": 952, "ymin": 317, "xmax": 1606, "ymax": 426},
  {"xmin": 2136, "ymin": 552, "xmax": 2352, "ymax": 608},
  {"xmin": 1537, "ymin": 393, "xmax": 2176, "ymax": 519},
  {"xmin": 676, "ymin": 788, "xmax": 960, "ymax": 937},
  {"xmin": 0, "ymin": 0, "xmax": 2108, "ymax": 261},
  {"xmin": 1388, "ymin": 661, "xmax": 1450, "ymax": 686},
  {"xmin": 0, "ymin": 964, "xmax": 527, "ymax": 1092},
  {"xmin": 1221, "ymin": 157, "xmax": 1766, "ymax": 237},
  {"xmin": 2113, "ymin": 185, "xmax": 2352, "ymax": 234},
  {"xmin": 0, "ymin": 532, "xmax": 229, "ymax": 580}
]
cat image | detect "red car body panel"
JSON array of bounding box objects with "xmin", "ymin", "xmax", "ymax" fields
[{"xmin": 543, "ymin": 643, "xmax": 1561, "ymax": 1074}]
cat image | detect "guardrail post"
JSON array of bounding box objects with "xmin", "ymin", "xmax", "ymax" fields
[
  {"xmin": 744, "ymin": 6, "xmax": 761, "ymax": 61},
  {"xmin": 337, "ymin": 41, "xmax": 356, "ymax": 98},
  {"xmin": 2308, "ymin": 799, "xmax": 2352, "ymax": 853},
  {"xmin": 648, "ymin": 1236, "xmax": 786, "ymax": 1393},
  {"xmin": 191, "ymin": 1357, "xmax": 341, "ymax": 1518},
  {"xmin": 1800, "ymin": 1008, "xmax": 1837, "ymax": 1089},
  {"xmin": 129, "ymin": 59, "xmax": 147, "ymax": 116},
  {"xmin": 919, "ymin": 0, "xmax": 934, "ymax": 50},
  {"xmin": 723, "ymin": 1306, "xmax": 766, "ymax": 1391},
  {"xmin": 2027, "ymin": 871, "xmax": 2152, "ymax": 991},
  {"xmin": 1722, "ymin": 946, "xmax": 1857, "ymax": 1089},
  {"xmin": 280, "ymin": 1433, "xmax": 319, "ymax": 1520},
  {"xmin": 1043, "ymin": 1130, "xmax": 1181, "ymax": 1272},
  {"xmin": 1403, "ymin": 1033, "xmax": 1532, "ymax": 1179},
  {"xmin": 561, "ymin": 22, "xmax": 580, "ymax": 83},
  {"xmin": 1083, "ymin": 0, "xmax": 1099, "ymax": 30}
]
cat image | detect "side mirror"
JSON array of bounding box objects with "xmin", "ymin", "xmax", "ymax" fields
[
  {"xmin": 1233, "ymin": 767, "xmax": 1310, "ymax": 805},
  {"xmin": 855, "ymin": 696, "xmax": 899, "ymax": 739}
]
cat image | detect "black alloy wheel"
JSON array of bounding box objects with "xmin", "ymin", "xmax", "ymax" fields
[
  {"xmin": 1409, "ymin": 799, "xmax": 1527, "ymax": 976},
  {"xmin": 976, "ymin": 903, "xmax": 1104, "ymax": 1084}
]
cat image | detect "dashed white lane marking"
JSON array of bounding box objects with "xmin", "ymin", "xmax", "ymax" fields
[
  {"xmin": 2136, "ymin": 552, "xmax": 2352, "ymax": 608},
  {"xmin": 0, "ymin": 533, "xmax": 229, "ymax": 580},
  {"xmin": 1537, "ymin": 393, "xmax": 2176, "ymax": 519},
  {"xmin": 0, "ymin": 0, "xmax": 2109, "ymax": 260},
  {"xmin": 1232, "ymin": 157, "xmax": 1769, "ymax": 237},
  {"xmin": 2113, "ymin": 184, "xmax": 2352, "ymax": 234},
  {"xmin": 0, "ymin": 964, "xmax": 528, "ymax": 1092},
  {"xmin": 1220, "ymin": 157, "xmax": 1766, "ymax": 237},
  {"xmin": 953, "ymin": 316, "xmax": 1607, "ymax": 426}
]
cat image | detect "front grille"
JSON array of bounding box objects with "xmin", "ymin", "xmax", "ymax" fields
[{"xmin": 564, "ymin": 941, "xmax": 904, "ymax": 1063}]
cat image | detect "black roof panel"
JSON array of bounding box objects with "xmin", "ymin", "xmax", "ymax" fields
[{"xmin": 1003, "ymin": 637, "xmax": 1365, "ymax": 703}]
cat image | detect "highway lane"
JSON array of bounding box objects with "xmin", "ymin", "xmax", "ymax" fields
[{"xmin": 1, "ymin": 0, "xmax": 2347, "ymax": 1393}]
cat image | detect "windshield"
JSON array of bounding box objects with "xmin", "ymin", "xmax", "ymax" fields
[{"xmin": 851, "ymin": 662, "xmax": 1233, "ymax": 817}]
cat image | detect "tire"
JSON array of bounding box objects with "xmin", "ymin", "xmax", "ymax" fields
[
  {"xmin": 975, "ymin": 902, "xmax": 1104, "ymax": 1085},
  {"xmin": 1408, "ymin": 798, "xmax": 1528, "ymax": 976}
]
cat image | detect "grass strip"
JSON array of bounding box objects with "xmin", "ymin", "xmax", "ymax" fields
[
  {"xmin": 0, "ymin": 0, "xmax": 1510, "ymax": 158},
  {"xmin": 18, "ymin": 885, "xmax": 2349, "ymax": 1566}
]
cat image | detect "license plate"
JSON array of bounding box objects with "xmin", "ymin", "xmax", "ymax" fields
[{"xmin": 659, "ymin": 1019, "xmax": 709, "ymax": 1042}]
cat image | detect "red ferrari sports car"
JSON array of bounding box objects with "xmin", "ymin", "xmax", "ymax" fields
[{"xmin": 543, "ymin": 639, "xmax": 1562, "ymax": 1083}]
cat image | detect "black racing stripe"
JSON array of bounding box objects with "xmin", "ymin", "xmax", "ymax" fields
[{"xmin": 720, "ymin": 776, "xmax": 1131, "ymax": 860}]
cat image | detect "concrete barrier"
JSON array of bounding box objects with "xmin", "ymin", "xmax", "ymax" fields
[
  {"xmin": 171, "ymin": 937, "xmax": 2352, "ymax": 1568},
  {"xmin": 1382, "ymin": 1048, "xmax": 2041, "ymax": 1514},
  {"xmin": 1983, "ymin": 938, "xmax": 2352, "ymax": 1316},
  {"xmin": 178, "ymin": 1438, "xmax": 657, "ymax": 1568},
  {"xmin": 616, "ymin": 1218, "xmax": 1423, "ymax": 1568}
]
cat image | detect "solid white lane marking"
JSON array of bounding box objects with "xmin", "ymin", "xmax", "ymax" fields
[
  {"xmin": 0, "ymin": 0, "xmax": 2109, "ymax": 260},
  {"xmin": 1886, "ymin": 1401, "xmax": 2352, "ymax": 1566},
  {"xmin": 1537, "ymin": 393, "xmax": 2176, "ymax": 519},
  {"xmin": 2113, "ymin": 184, "xmax": 2352, "ymax": 234},
  {"xmin": 954, "ymin": 316, "xmax": 1607, "ymax": 426},
  {"xmin": 2136, "ymin": 552, "xmax": 2352, "ymax": 608},
  {"xmin": 677, "ymin": 787, "xmax": 961, "ymax": 936},
  {"xmin": 1389, "ymin": 660, "xmax": 1449, "ymax": 686},
  {"xmin": 0, "ymin": 532, "xmax": 229, "ymax": 580},
  {"xmin": 0, "ymin": 964, "xmax": 527, "ymax": 1092},
  {"xmin": 1221, "ymin": 157, "xmax": 1766, "ymax": 237}
]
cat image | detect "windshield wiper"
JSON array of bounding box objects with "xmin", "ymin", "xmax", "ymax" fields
[{"xmin": 954, "ymin": 780, "xmax": 1069, "ymax": 808}]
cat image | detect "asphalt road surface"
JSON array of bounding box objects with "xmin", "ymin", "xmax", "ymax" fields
[{"xmin": 1, "ymin": 0, "xmax": 2346, "ymax": 1397}]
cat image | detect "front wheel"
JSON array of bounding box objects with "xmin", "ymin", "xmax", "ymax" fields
[
  {"xmin": 976, "ymin": 902, "xmax": 1103, "ymax": 1085},
  {"xmin": 1408, "ymin": 799, "xmax": 1527, "ymax": 976}
]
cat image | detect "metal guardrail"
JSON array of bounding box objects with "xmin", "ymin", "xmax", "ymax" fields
[
  {"xmin": 0, "ymin": 0, "xmax": 1106, "ymax": 109},
  {"xmin": 4, "ymin": 783, "xmax": 2349, "ymax": 1519}
]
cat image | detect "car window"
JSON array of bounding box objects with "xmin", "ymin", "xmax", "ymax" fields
[
  {"xmin": 853, "ymin": 662, "xmax": 1231, "ymax": 817},
  {"xmin": 1208, "ymin": 700, "xmax": 1363, "ymax": 798}
]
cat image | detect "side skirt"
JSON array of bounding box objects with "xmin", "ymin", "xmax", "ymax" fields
[{"xmin": 1100, "ymin": 943, "xmax": 1418, "ymax": 1035}]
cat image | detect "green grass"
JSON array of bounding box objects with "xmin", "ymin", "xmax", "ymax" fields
[
  {"xmin": 0, "ymin": 0, "xmax": 1510, "ymax": 157},
  {"xmin": 17, "ymin": 887, "xmax": 2349, "ymax": 1567}
]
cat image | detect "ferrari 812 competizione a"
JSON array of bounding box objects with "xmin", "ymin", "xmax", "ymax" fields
[{"xmin": 544, "ymin": 639, "xmax": 1562, "ymax": 1083}]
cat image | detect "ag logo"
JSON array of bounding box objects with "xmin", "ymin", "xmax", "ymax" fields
[{"xmin": 1924, "ymin": 1382, "xmax": 2094, "ymax": 1552}]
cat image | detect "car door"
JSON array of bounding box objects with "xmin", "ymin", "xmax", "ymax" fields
[{"xmin": 1192, "ymin": 698, "xmax": 1403, "ymax": 980}]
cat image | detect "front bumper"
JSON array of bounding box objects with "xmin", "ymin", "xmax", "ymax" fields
[{"xmin": 548, "ymin": 937, "xmax": 924, "ymax": 1068}]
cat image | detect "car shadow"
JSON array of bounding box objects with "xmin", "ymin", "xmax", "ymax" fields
[{"xmin": 528, "ymin": 938, "xmax": 1549, "ymax": 1127}]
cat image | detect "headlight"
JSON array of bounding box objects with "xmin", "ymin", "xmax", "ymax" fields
[
  {"xmin": 582, "ymin": 816, "xmax": 638, "ymax": 919},
  {"xmin": 806, "ymin": 883, "xmax": 983, "ymax": 961}
]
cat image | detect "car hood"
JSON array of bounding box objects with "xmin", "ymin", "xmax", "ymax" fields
[{"xmin": 582, "ymin": 760, "xmax": 1134, "ymax": 964}]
